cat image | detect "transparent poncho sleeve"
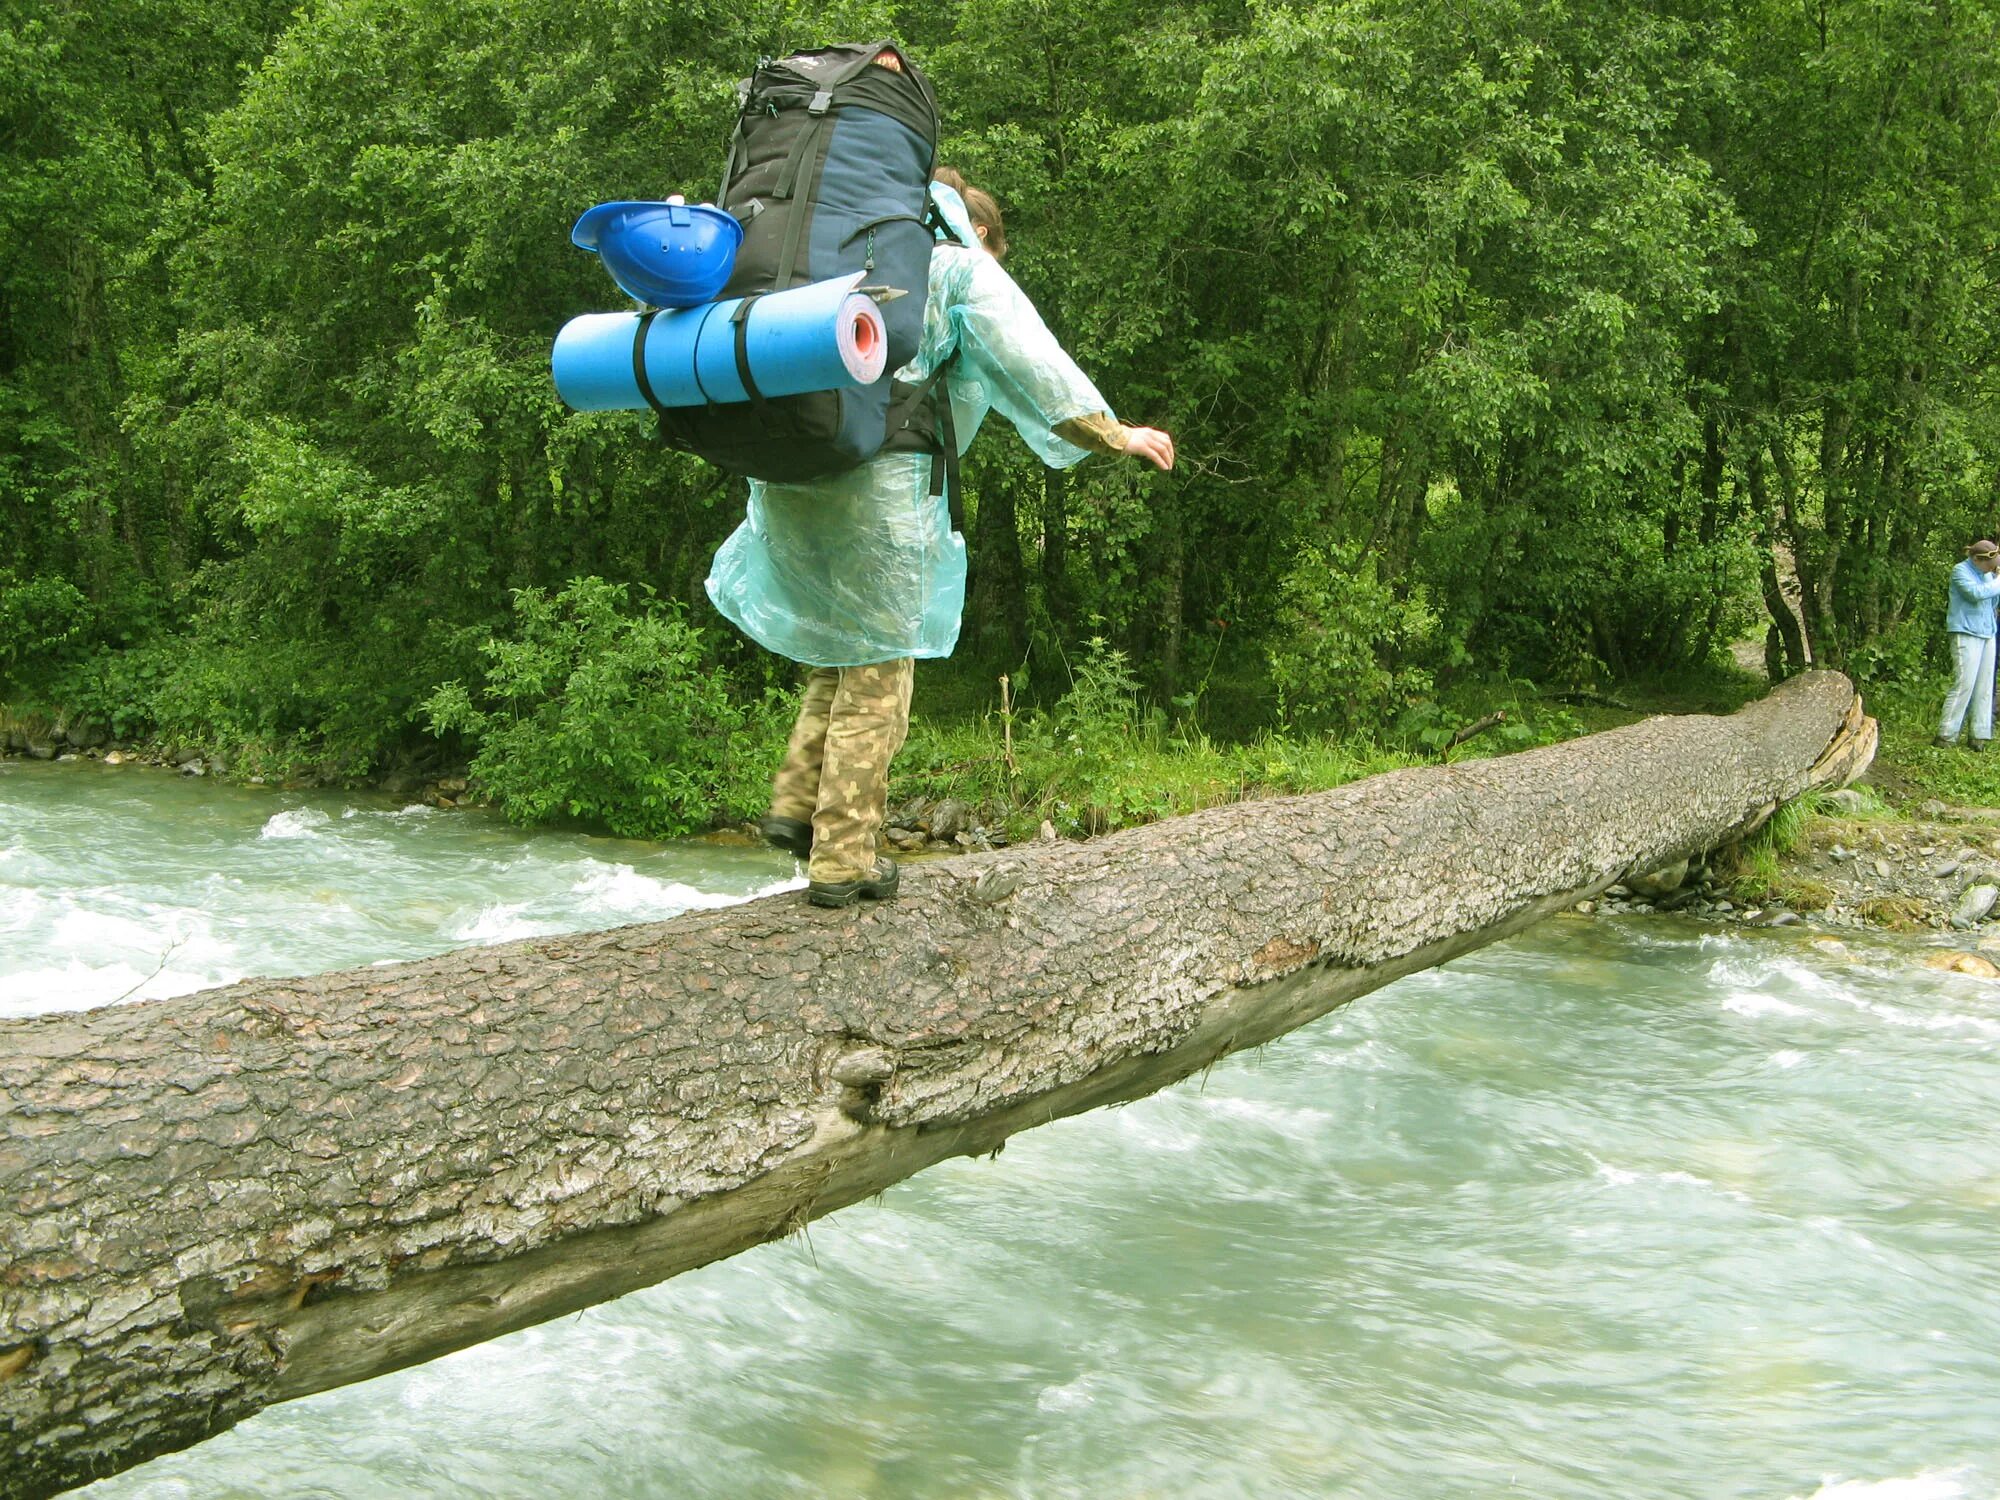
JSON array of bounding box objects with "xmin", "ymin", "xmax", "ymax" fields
[{"xmin": 946, "ymin": 251, "xmax": 1116, "ymax": 470}]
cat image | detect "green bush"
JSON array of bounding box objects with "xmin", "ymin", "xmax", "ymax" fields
[
  {"xmin": 0, "ymin": 572, "xmax": 98, "ymax": 688},
  {"xmin": 423, "ymin": 577, "xmax": 775, "ymax": 838},
  {"xmin": 42, "ymin": 641, "xmax": 176, "ymax": 744},
  {"xmin": 1266, "ymin": 543, "xmax": 1437, "ymax": 736}
]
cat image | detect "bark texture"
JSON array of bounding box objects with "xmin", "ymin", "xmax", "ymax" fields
[{"xmin": 0, "ymin": 672, "xmax": 1875, "ymax": 1498}]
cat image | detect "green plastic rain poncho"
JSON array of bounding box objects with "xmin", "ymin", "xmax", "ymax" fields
[{"xmin": 705, "ymin": 184, "xmax": 1117, "ymax": 666}]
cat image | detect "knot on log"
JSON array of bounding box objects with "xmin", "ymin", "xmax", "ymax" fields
[
  {"xmin": 829, "ymin": 1044, "xmax": 898, "ymax": 1124},
  {"xmin": 829, "ymin": 1046, "xmax": 896, "ymax": 1088}
]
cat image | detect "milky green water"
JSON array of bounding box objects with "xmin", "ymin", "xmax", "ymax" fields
[{"xmin": 7, "ymin": 759, "xmax": 2000, "ymax": 1500}]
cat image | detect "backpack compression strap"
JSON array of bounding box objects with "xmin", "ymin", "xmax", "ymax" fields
[
  {"xmin": 630, "ymin": 304, "xmax": 738, "ymax": 410},
  {"xmin": 884, "ymin": 359, "xmax": 962, "ymax": 530},
  {"xmin": 728, "ymin": 294, "xmax": 767, "ymax": 404}
]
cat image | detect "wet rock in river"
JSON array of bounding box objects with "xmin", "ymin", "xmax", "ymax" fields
[{"xmin": 1924, "ymin": 951, "xmax": 2000, "ymax": 979}]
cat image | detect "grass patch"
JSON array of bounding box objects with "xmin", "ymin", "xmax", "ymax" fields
[
  {"xmin": 1720, "ymin": 795, "xmax": 1823, "ymax": 905},
  {"xmin": 890, "ymin": 641, "xmax": 1592, "ymax": 841},
  {"xmin": 1804, "ymin": 784, "xmax": 1898, "ymax": 820},
  {"xmin": 1857, "ymin": 683, "xmax": 2000, "ymax": 811},
  {"xmin": 894, "ymin": 707, "xmax": 1419, "ymax": 841},
  {"xmin": 1855, "ymin": 895, "xmax": 1930, "ymax": 931}
]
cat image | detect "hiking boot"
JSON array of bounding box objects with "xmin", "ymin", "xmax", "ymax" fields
[
  {"xmin": 758, "ymin": 815, "xmax": 812, "ymax": 859},
  {"xmin": 1972, "ymin": 739, "xmax": 1991, "ymax": 753},
  {"xmin": 1933, "ymin": 735, "xmax": 1957, "ymax": 749},
  {"xmin": 807, "ymin": 857, "xmax": 900, "ymax": 909}
]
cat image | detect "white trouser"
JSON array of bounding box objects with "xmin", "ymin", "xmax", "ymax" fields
[{"xmin": 1940, "ymin": 631, "xmax": 1997, "ymax": 741}]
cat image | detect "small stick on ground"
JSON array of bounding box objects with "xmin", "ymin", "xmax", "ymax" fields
[
  {"xmin": 999, "ymin": 674, "xmax": 1018, "ymax": 777},
  {"xmin": 1445, "ymin": 711, "xmax": 1507, "ymax": 754}
]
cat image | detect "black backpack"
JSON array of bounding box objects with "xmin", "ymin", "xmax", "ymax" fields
[{"xmin": 655, "ymin": 41, "xmax": 962, "ymax": 488}]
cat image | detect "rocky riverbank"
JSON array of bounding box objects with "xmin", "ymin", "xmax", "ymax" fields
[
  {"xmin": 1584, "ymin": 787, "xmax": 2000, "ymax": 938},
  {"xmin": 15, "ymin": 702, "xmax": 2000, "ymax": 938},
  {"xmin": 0, "ymin": 710, "xmax": 479, "ymax": 806}
]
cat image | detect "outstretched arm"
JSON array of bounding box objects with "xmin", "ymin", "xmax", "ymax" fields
[
  {"xmin": 954, "ymin": 254, "xmax": 1174, "ymax": 471},
  {"xmin": 1051, "ymin": 411, "xmax": 1176, "ymax": 470}
]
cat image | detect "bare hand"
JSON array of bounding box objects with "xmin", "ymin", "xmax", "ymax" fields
[{"xmin": 1123, "ymin": 426, "xmax": 1175, "ymax": 471}]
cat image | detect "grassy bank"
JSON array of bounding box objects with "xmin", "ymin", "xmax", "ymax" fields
[
  {"xmin": 13, "ymin": 649, "xmax": 1987, "ymax": 857},
  {"xmin": 883, "ymin": 653, "xmax": 1760, "ymax": 844}
]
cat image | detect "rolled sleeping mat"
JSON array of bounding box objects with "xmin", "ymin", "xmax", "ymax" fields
[{"xmin": 551, "ymin": 272, "xmax": 888, "ymax": 411}]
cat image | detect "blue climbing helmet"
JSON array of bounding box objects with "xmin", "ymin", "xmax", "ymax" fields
[{"xmin": 571, "ymin": 197, "xmax": 743, "ymax": 308}]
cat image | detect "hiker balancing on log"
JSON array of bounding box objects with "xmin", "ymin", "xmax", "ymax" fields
[
  {"xmin": 553, "ymin": 43, "xmax": 1172, "ymax": 905},
  {"xmin": 694, "ymin": 45, "xmax": 1175, "ymax": 908}
]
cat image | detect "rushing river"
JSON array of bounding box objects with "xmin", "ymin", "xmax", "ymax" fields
[{"xmin": 6, "ymin": 759, "xmax": 2000, "ymax": 1500}]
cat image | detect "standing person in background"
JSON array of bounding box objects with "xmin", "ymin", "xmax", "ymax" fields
[
  {"xmin": 1934, "ymin": 539, "xmax": 2000, "ymax": 750},
  {"xmin": 707, "ymin": 168, "xmax": 1174, "ymax": 907}
]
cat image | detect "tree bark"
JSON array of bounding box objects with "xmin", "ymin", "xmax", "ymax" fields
[{"xmin": 0, "ymin": 673, "xmax": 1875, "ymax": 1498}]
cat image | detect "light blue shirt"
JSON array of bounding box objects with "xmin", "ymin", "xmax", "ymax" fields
[{"xmin": 1946, "ymin": 558, "xmax": 2000, "ymax": 638}]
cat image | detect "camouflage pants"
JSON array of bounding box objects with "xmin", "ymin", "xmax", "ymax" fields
[{"xmin": 769, "ymin": 658, "xmax": 914, "ymax": 884}]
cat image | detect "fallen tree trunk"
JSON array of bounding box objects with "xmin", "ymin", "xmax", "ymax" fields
[{"xmin": 1, "ymin": 672, "xmax": 1874, "ymax": 1497}]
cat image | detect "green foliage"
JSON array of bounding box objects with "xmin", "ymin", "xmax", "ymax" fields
[
  {"xmin": 896, "ymin": 656, "xmax": 1433, "ymax": 841},
  {"xmin": 1724, "ymin": 796, "xmax": 1819, "ymax": 905},
  {"xmin": 422, "ymin": 578, "xmax": 775, "ymax": 837},
  {"xmin": 1267, "ymin": 544, "xmax": 1436, "ymax": 735},
  {"xmin": 8, "ymin": 0, "xmax": 2000, "ymax": 835},
  {"xmin": 1392, "ymin": 680, "xmax": 1584, "ymax": 757},
  {"xmin": 0, "ymin": 573, "xmax": 98, "ymax": 684},
  {"xmin": 1804, "ymin": 784, "xmax": 1896, "ymax": 822},
  {"xmin": 1049, "ymin": 637, "xmax": 1144, "ymax": 758}
]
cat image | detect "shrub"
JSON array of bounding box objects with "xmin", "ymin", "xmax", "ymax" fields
[
  {"xmin": 423, "ymin": 577, "xmax": 774, "ymax": 837},
  {"xmin": 1048, "ymin": 636, "xmax": 1144, "ymax": 757},
  {"xmin": 0, "ymin": 572, "xmax": 97, "ymax": 689},
  {"xmin": 1266, "ymin": 543, "xmax": 1436, "ymax": 736}
]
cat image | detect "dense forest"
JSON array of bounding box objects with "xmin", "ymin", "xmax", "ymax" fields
[{"xmin": 4, "ymin": 0, "xmax": 1998, "ymax": 827}]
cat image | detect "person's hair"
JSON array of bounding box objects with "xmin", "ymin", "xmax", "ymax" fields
[{"xmin": 932, "ymin": 166, "xmax": 1007, "ymax": 260}]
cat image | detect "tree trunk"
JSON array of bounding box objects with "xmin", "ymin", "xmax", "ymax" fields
[
  {"xmin": 0, "ymin": 673, "xmax": 1876, "ymax": 1498},
  {"xmin": 964, "ymin": 472, "xmax": 1027, "ymax": 668},
  {"xmin": 1039, "ymin": 467, "xmax": 1074, "ymax": 642},
  {"xmin": 1748, "ymin": 450, "xmax": 1809, "ymax": 676},
  {"xmin": 1147, "ymin": 483, "xmax": 1184, "ymax": 703}
]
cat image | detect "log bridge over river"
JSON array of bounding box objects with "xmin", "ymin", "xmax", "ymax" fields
[{"xmin": 1, "ymin": 671, "xmax": 1875, "ymax": 1497}]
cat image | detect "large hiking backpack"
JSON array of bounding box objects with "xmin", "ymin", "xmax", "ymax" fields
[{"xmin": 655, "ymin": 41, "xmax": 960, "ymax": 485}]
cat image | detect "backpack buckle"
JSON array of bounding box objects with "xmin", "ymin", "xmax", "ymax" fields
[{"xmin": 809, "ymin": 89, "xmax": 833, "ymax": 114}]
